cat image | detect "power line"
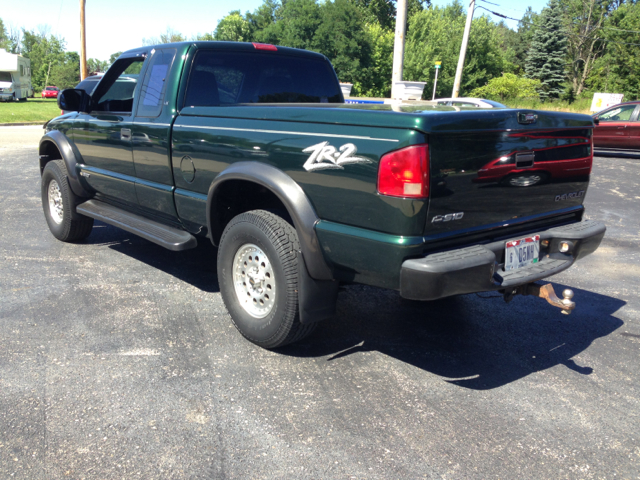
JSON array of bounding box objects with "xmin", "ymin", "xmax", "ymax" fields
[{"xmin": 476, "ymin": 5, "xmax": 640, "ymax": 47}]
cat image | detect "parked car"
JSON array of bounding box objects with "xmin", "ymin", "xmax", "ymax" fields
[
  {"xmin": 592, "ymin": 101, "xmax": 640, "ymax": 153},
  {"xmin": 435, "ymin": 97, "xmax": 507, "ymax": 108},
  {"xmin": 41, "ymin": 86, "xmax": 59, "ymax": 98}
]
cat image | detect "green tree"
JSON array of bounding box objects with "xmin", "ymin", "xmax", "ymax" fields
[
  {"xmin": 214, "ymin": 11, "xmax": 253, "ymax": 41},
  {"xmin": 195, "ymin": 32, "xmax": 215, "ymax": 41},
  {"xmin": 0, "ymin": 18, "xmax": 9, "ymax": 51},
  {"xmin": 0, "ymin": 19, "xmax": 21, "ymax": 53},
  {"xmin": 109, "ymin": 51, "xmax": 122, "ymax": 65},
  {"xmin": 87, "ymin": 57, "xmax": 109, "ymax": 74},
  {"xmin": 404, "ymin": 2, "xmax": 504, "ymax": 98},
  {"xmin": 142, "ymin": 28, "xmax": 185, "ymax": 46},
  {"xmin": 494, "ymin": 20, "xmax": 519, "ymax": 73},
  {"xmin": 470, "ymin": 73, "xmax": 540, "ymax": 100},
  {"xmin": 356, "ymin": 22, "xmax": 394, "ymax": 97},
  {"xmin": 524, "ymin": 0, "xmax": 568, "ymax": 100},
  {"xmin": 355, "ymin": 0, "xmax": 430, "ymax": 30},
  {"xmin": 313, "ymin": 0, "xmax": 373, "ymax": 92},
  {"xmin": 262, "ymin": 0, "xmax": 322, "ymax": 50},
  {"xmin": 512, "ymin": 7, "xmax": 540, "ymax": 73},
  {"xmin": 21, "ymin": 29, "xmax": 67, "ymax": 90},
  {"xmin": 587, "ymin": 3, "xmax": 640, "ymax": 99},
  {"xmin": 247, "ymin": 0, "xmax": 281, "ymax": 44},
  {"xmin": 49, "ymin": 51, "xmax": 80, "ymax": 89},
  {"xmin": 561, "ymin": 0, "xmax": 608, "ymax": 97}
]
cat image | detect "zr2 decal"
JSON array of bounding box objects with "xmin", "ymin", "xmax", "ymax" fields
[{"xmin": 302, "ymin": 141, "xmax": 371, "ymax": 171}]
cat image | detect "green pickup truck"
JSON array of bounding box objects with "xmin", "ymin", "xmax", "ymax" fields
[{"xmin": 39, "ymin": 41, "xmax": 605, "ymax": 348}]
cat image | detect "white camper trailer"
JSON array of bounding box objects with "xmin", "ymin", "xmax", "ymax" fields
[{"xmin": 0, "ymin": 49, "xmax": 33, "ymax": 101}]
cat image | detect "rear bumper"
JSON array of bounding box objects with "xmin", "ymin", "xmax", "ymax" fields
[{"xmin": 400, "ymin": 220, "xmax": 605, "ymax": 301}]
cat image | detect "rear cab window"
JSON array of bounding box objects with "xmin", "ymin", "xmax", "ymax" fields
[{"xmin": 183, "ymin": 49, "xmax": 342, "ymax": 107}]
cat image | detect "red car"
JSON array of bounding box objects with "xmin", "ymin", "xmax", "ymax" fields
[
  {"xmin": 473, "ymin": 131, "xmax": 592, "ymax": 187},
  {"xmin": 41, "ymin": 86, "xmax": 59, "ymax": 98},
  {"xmin": 593, "ymin": 101, "xmax": 640, "ymax": 153}
]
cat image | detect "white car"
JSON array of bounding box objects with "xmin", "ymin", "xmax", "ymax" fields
[{"xmin": 435, "ymin": 97, "xmax": 507, "ymax": 108}]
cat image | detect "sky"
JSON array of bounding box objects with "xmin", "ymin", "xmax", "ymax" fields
[{"xmin": 2, "ymin": 0, "xmax": 552, "ymax": 62}]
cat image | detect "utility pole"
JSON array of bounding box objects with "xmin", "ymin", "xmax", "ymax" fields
[
  {"xmin": 80, "ymin": 0, "xmax": 88, "ymax": 80},
  {"xmin": 432, "ymin": 62, "xmax": 441, "ymax": 100},
  {"xmin": 391, "ymin": 0, "xmax": 408, "ymax": 99},
  {"xmin": 452, "ymin": 0, "xmax": 475, "ymax": 98}
]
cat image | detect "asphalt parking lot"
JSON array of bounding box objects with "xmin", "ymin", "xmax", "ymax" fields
[{"xmin": 1, "ymin": 126, "xmax": 639, "ymax": 479}]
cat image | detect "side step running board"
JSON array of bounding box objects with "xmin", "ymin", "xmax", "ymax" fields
[{"xmin": 77, "ymin": 199, "xmax": 197, "ymax": 251}]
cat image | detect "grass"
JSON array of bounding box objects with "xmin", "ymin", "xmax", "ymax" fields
[
  {"xmin": 502, "ymin": 97, "xmax": 592, "ymax": 114},
  {"xmin": 0, "ymin": 97, "xmax": 61, "ymax": 124}
]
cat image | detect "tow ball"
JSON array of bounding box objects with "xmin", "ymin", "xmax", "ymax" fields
[{"xmin": 503, "ymin": 283, "xmax": 575, "ymax": 315}]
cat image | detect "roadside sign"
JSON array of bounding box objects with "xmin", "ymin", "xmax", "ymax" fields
[
  {"xmin": 590, "ymin": 93, "xmax": 624, "ymax": 112},
  {"xmin": 435, "ymin": 61, "xmax": 441, "ymax": 69}
]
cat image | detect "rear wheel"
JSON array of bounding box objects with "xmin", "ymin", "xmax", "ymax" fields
[
  {"xmin": 41, "ymin": 160, "xmax": 94, "ymax": 242},
  {"xmin": 217, "ymin": 210, "xmax": 315, "ymax": 349}
]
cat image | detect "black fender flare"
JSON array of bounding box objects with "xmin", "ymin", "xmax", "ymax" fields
[
  {"xmin": 39, "ymin": 130, "xmax": 92, "ymax": 198},
  {"xmin": 207, "ymin": 162, "xmax": 333, "ymax": 281}
]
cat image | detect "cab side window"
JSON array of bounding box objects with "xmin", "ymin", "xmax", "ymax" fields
[
  {"xmin": 137, "ymin": 49, "xmax": 177, "ymax": 117},
  {"xmin": 92, "ymin": 57, "xmax": 145, "ymax": 113}
]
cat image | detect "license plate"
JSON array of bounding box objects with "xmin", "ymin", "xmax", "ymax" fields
[{"xmin": 505, "ymin": 235, "xmax": 540, "ymax": 271}]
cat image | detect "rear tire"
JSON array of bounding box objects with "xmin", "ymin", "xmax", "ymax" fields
[
  {"xmin": 217, "ymin": 210, "xmax": 315, "ymax": 349},
  {"xmin": 41, "ymin": 160, "xmax": 94, "ymax": 242}
]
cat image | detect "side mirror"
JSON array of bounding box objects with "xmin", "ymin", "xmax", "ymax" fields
[
  {"xmin": 58, "ymin": 88, "xmax": 91, "ymax": 113},
  {"xmin": 593, "ymin": 116, "xmax": 599, "ymax": 125}
]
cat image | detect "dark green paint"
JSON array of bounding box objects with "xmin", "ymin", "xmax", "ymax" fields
[
  {"xmin": 315, "ymin": 221, "xmax": 424, "ymax": 289},
  {"xmin": 43, "ymin": 41, "xmax": 596, "ymax": 291}
]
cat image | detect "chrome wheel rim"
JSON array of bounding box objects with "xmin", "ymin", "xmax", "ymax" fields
[
  {"xmin": 509, "ymin": 174, "xmax": 542, "ymax": 187},
  {"xmin": 48, "ymin": 180, "xmax": 64, "ymax": 224},
  {"xmin": 232, "ymin": 243, "xmax": 275, "ymax": 318}
]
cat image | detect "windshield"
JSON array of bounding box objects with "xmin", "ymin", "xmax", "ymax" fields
[{"xmin": 0, "ymin": 72, "xmax": 12, "ymax": 83}]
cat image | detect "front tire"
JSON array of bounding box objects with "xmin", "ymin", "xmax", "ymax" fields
[
  {"xmin": 41, "ymin": 160, "xmax": 94, "ymax": 242},
  {"xmin": 217, "ymin": 210, "xmax": 315, "ymax": 349}
]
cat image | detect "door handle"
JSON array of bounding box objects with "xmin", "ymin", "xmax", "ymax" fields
[{"xmin": 121, "ymin": 128, "xmax": 131, "ymax": 140}]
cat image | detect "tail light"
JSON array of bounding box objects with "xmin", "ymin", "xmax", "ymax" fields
[{"xmin": 377, "ymin": 144, "xmax": 430, "ymax": 198}]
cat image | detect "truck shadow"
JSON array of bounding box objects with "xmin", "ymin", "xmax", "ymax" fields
[
  {"xmin": 86, "ymin": 221, "xmax": 220, "ymax": 293},
  {"xmin": 84, "ymin": 223, "xmax": 623, "ymax": 390},
  {"xmin": 282, "ymin": 284, "xmax": 625, "ymax": 390}
]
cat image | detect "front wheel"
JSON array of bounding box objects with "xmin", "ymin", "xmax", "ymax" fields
[
  {"xmin": 41, "ymin": 160, "xmax": 94, "ymax": 242},
  {"xmin": 217, "ymin": 210, "xmax": 315, "ymax": 349}
]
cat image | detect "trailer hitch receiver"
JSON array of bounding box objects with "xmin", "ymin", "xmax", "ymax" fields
[{"xmin": 503, "ymin": 283, "xmax": 575, "ymax": 315}]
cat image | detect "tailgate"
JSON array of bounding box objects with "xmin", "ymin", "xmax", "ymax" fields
[{"xmin": 426, "ymin": 126, "xmax": 592, "ymax": 239}]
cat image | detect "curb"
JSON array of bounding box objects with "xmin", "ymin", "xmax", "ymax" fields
[{"xmin": 0, "ymin": 122, "xmax": 45, "ymax": 127}]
